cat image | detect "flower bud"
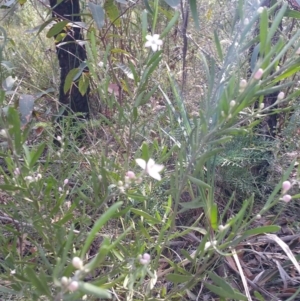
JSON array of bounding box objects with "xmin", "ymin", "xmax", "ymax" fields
[
  {"xmin": 240, "ymin": 79, "xmax": 247, "ymax": 89},
  {"xmin": 230, "ymin": 100, "xmax": 236, "ymax": 108},
  {"xmin": 259, "ymin": 103, "xmax": 264, "ymax": 109},
  {"xmin": 72, "ymin": 257, "xmax": 83, "ymax": 270},
  {"xmin": 218, "ymin": 225, "xmax": 225, "ymax": 231},
  {"xmin": 14, "ymin": 168, "xmax": 20, "ymax": 176},
  {"xmin": 142, "ymin": 253, "xmax": 151, "ymax": 261},
  {"xmin": 282, "ymin": 194, "xmax": 292, "ymax": 203},
  {"xmin": 282, "ymin": 181, "xmax": 291, "ymax": 194},
  {"xmin": 254, "ymin": 68, "xmax": 263, "ymax": 80},
  {"xmin": 277, "ymin": 92, "xmax": 285, "ymax": 100},
  {"xmin": 118, "ymin": 180, "xmax": 123, "ymax": 187},
  {"xmin": 244, "ymin": 18, "xmax": 249, "ymax": 25},
  {"xmin": 64, "ymin": 179, "xmax": 69, "ymax": 186},
  {"xmin": 257, "ymin": 7, "xmax": 264, "ymax": 14},
  {"xmin": 68, "ymin": 281, "xmax": 79, "ymax": 292},
  {"xmin": 61, "ymin": 276, "xmax": 69, "ymax": 286},
  {"xmin": 256, "ymin": 214, "xmax": 261, "ymax": 220},
  {"xmin": 126, "ymin": 171, "xmax": 136, "ymax": 179}
]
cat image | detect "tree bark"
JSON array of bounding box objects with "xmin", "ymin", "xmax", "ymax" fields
[{"xmin": 49, "ymin": 0, "xmax": 90, "ymax": 120}]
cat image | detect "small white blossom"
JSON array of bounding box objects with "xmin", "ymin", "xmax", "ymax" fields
[
  {"xmin": 64, "ymin": 179, "xmax": 69, "ymax": 186},
  {"xmin": 230, "ymin": 100, "xmax": 236, "ymax": 108},
  {"xmin": 135, "ymin": 158, "xmax": 164, "ymax": 181},
  {"xmin": 145, "ymin": 34, "xmax": 163, "ymax": 52}
]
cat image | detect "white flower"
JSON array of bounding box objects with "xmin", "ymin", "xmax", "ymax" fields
[
  {"xmin": 135, "ymin": 158, "xmax": 164, "ymax": 181},
  {"xmin": 145, "ymin": 34, "xmax": 163, "ymax": 52}
]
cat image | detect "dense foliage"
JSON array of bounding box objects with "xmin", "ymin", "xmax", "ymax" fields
[{"xmin": 0, "ymin": 0, "xmax": 300, "ymax": 300}]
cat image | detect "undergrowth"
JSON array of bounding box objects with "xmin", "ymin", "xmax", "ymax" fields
[{"xmin": 0, "ymin": 0, "xmax": 300, "ymax": 300}]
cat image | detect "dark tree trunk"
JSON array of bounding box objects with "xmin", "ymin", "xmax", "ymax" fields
[{"xmin": 49, "ymin": 0, "xmax": 90, "ymax": 120}]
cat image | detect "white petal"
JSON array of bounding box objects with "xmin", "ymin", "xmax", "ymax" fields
[
  {"xmin": 156, "ymin": 39, "xmax": 163, "ymax": 46},
  {"xmin": 152, "ymin": 164, "xmax": 164, "ymax": 173},
  {"xmin": 145, "ymin": 35, "xmax": 154, "ymax": 41},
  {"xmin": 148, "ymin": 170, "xmax": 162, "ymax": 181},
  {"xmin": 147, "ymin": 159, "xmax": 155, "ymax": 168},
  {"xmin": 136, "ymin": 158, "xmax": 146, "ymax": 170},
  {"xmin": 151, "ymin": 44, "xmax": 158, "ymax": 52},
  {"xmin": 153, "ymin": 34, "xmax": 160, "ymax": 40},
  {"xmin": 145, "ymin": 41, "xmax": 152, "ymax": 48}
]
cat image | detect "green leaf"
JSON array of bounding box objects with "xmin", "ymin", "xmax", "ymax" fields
[
  {"xmin": 188, "ymin": 176, "xmax": 211, "ymax": 189},
  {"xmin": 7, "ymin": 107, "xmax": 22, "ymax": 154},
  {"xmin": 130, "ymin": 208, "xmax": 161, "ymax": 224},
  {"xmin": 104, "ymin": 0, "xmax": 120, "ymax": 26},
  {"xmin": 166, "ymin": 274, "xmax": 192, "ymax": 283},
  {"xmin": 210, "ymin": 203, "xmax": 218, "ymax": 230},
  {"xmin": 160, "ymin": 11, "xmax": 179, "ymax": 39},
  {"xmin": 27, "ymin": 142, "xmax": 46, "ymax": 168},
  {"xmin": 78, "ymin": 73, "xmax": 90, "ymax": 96},
  {"xmin": 207, "ymin": 272, "xmax": 235, "ymax": 294},
  {"xmin": 164, "ymin": 0, "xmax": 180, "ymax": 8},
  {"xmin": 85, "ymin": 237, "xmax": 111, "ymax": 270},
  {"xmin": 81, "ymin": 202, "xmax": 123, "ymax": 257},
  {"xmin": 189, "ymin": 0, "xmax": 199, "ymax": 29},
  {"xmin": 273, "ymin": 64, "xmax": 300, "ymax": 82},
  {"xmin": 141, "ymin": 9, "xmax": 148, "ymax": 39},
  {"xmin": 46, "ymin": 21, "xmax": 68, "ymax": 38},
  {"xmin": 285, "ymin": 8, "xmax": 300, "ymax": 19},
  {"xmin": 0, "ymin": 184, "xmax": 24, "ymax": 191},
  {"xmin": 179, "ymin": 196, "xmax": 204, "ymax": 213},
  {"xmin": 0, "ymin": 285, "xmax": 20, "ymax": 295},
  {"xmin": 214, "ymin": 30, "xmax": 223, "ymax": 61},
  {"xmin": 204, "ymin": 282, "xmax": 247, "ymax": 300},
  {"xmin": 259, "ymin": 8, "xmax": 268, "ymax": 56},
  {"xmin": 89, "ymin": 2, "xmax": 105, "ymax": 30},
  {"xmin": 243, "ymin": 225, "xmax": 280, "ymax": 237},
  {"xmin": 78, "ymin": 282, "xmax": 111, "ymax": 298},
  {"xmin": 64, "ymin": 68, "xmax": 79, "ymax": 94},
  {"xmin": 134, "ymin": 85, "xmax": 158, "ymax": 107},
  {"xmin": 267, "ymin": 3, "xmax": 287, "ymax": 45},
  {"xmin": 24, "ymin": 267, "xmax": 51, "ymax": 297}
]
